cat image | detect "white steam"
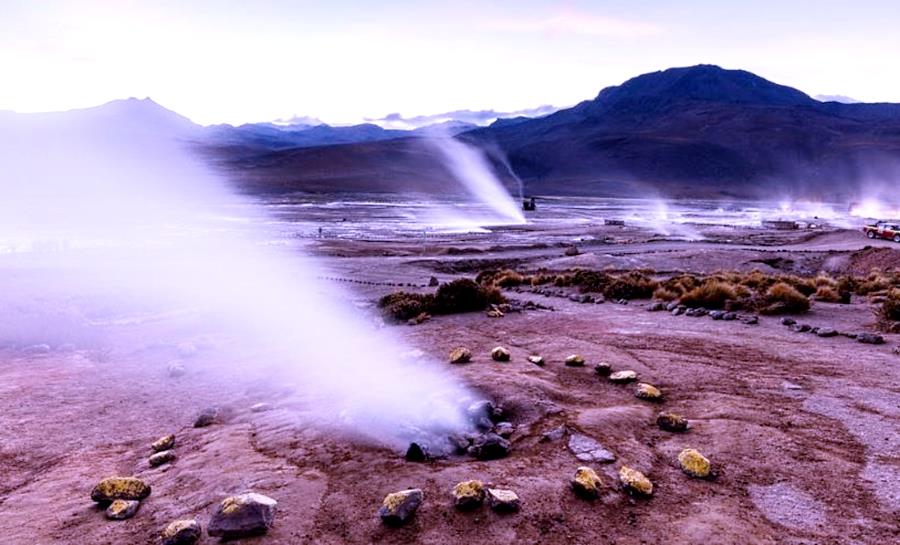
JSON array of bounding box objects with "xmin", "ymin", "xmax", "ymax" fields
[
  {"xmin": 426, "ymin": 135, "xmax": 526, "ymax": 227},
  {"xmin": 0, "ymin": 105, "xmax": 476, "ymax": 449}
]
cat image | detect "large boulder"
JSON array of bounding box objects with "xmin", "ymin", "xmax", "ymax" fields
[
  {"xmin": 567, "ymin": 433, "xmax": 616, "ymax": 463},
  {"xmin": 678, "ymin": 448, "xmax": 712, "ymax": 478},
  {"xmin": 618, "ymin": 466, "xmax": 653, "ymax": 496},
  {"xmin": 378, "ymin": 489, "xmax": 423, "ymax": 526},
  {"xmin": 161, "ymin": 519, "xmax": 202, "ymax": 545},
  {"xmin": 106, "ymin": 499, "xmax": 140, "ymax": 520},
  {"xmin": 91, "ymin": 477, "xmax": 151, "ymax": 503},
  {"xmin": 207, "ymin": 493, "xmax": 277, "ymax": 539},
  {"xmin": 451, "ymin": 480, "xmax": 485, "ymax": 510},
  {"xmin": 571, "ymin": 466, "xmax": 603, "ymax": 499}
]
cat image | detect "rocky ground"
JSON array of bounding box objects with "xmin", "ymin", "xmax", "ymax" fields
[{"xmin": 1, "ymin": 220, "xmax": 899, "ymax": 544}]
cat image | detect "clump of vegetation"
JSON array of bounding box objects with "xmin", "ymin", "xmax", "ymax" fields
[
  {"xmin": 679, "ymin": 280, "xmax": 737, "ymax": 309},
  {"xmin": 814, "ymin": 285, "xmax": 846, "ymax": 303},
  {"xmin": 378, "ymin": 292, "xmax": 434, "ymax": 321},
  {"xmin": 760, "ymin": 282, "xmax": 810, "ymax": 314},
  {"xmin": 856, "ymin": 270, "xmax": 892, "ymax": 295},
  {"xmin": 878, "ymin": 288, "xmax": 900, "ymax": 331},
  {"xmin": 652, "ymin": 287, "xmax": 681, "ymax": 301},
  {"xmin": 601, "ymin": 271, "xmax": 658, "ymax": 300},
  {"xmin": 379, "ymin": 278, "xmax": 504, "ymax": 321}
]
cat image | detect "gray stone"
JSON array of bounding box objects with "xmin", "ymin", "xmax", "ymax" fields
[
  {"xmin": 540, "ymin": 425, "xmax": 566, "ymax": 443},
  {"xmin": 162, "ymin": 519, "xmax": 201, "ymax": 545},
  {"xmin": 207, "ymin": 493, "xmax": 277, "ymax": 539},
  {"xmin": 151, "ymin": 434, "xmax": 175, "ymax": 452},
  {"xmin": 486, "ymin": 488, "xmax": 520, "ymax": 513},
  {"xmin": 494, "ymin": 422, "xmax": 515, "ymax": 438},
  {"xmin": 709, "ymin": 310, "xmax": 725, "ymax": 320},
  {"xmin": 149, "ymin": 449, "xmax": 176, "ymax": 467},
  {"xmin": 857, "ymin": 333, "xmax": 885, "ymax": 344},
  {"xmin": 470, "ymin": 433, "xmax": 510, "ymax": 460},
  {"xmin": 378, "ymin": 489, "xmax": 423, "ymax": 526},
  {"xmin": 567, "ymin": 433, "xmax": 616, "ymax": 463},
  {"xmin": 647, "ymin": 302, "xmax": 667, "ymax": 312},
  {"xmin": 781, "ymin": 317, "xmax": 797, "ymax": 326},
  {"xmin": 106, "ymin": 499, "xmax": 140, "ymax": 520},
  {"xmin": 816, "ymin": 327, "xmax": 838, "ymax": 337}
]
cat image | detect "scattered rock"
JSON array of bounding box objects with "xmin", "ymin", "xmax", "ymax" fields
[
  {"xmin": 568, "ymin": 433, "xmax": 616, "ymax": 463},
  {"xmin": 671, "ymin": 307, "xmax": 685, "ymax": 316},
  {"xmin": 91, "ymin": 477, "xmax": 151, "ymax": 503},
  {"xmin": 162, "ymin": 519, "xmax": 202, "ymax": 545},
  {"xmin": 193, "ymin": 407, "xmax": 219, "ymax": 428},
  {"xmin": 540, "ymin": 425, "xmax": 566, "ymax": 443},
  {"xmin": 407, "ymin": 312, "xmax": 431, "ymax": 325},
  {"xmin": 722, "ymin": 312, "xmax": 737, "ymax": 321},
  {"xmin": 494, "ymin": 422, "xmax": 515, "ymax": 437},
  {"xmin": 666, "ymin": 302, "xmax": 680, "ymax": 311},
  {"xmin": 609, "ymin": 370, "xmax": 637, "ymax": 384},
  {"xmin": 618, "ymin": 466, "xmax": 653, "ymax": 496},
  {"xmin": 452, "ymin": 480, "xmax": 485, "ymax": 510},
  {"xmin": 678, "ymin": 448, "xmax": 711, "ymax": 478},
  {"xmin": 816, "ymin": 327, "xmax": 838, "ymax": 337},
  {"xmin": 250, "ymin": 402, "xmax": 273, "ymax": 413},
  {"xmin": 149, "ymin": 449, "xmax": 176, "ymax": 467},
  {"xmin": 470, "ymin": 433, "xmax": 510, "ymax": 460},
  {"xmin": 634, "ymin": 383, "xmax": 663, "ymax": 402},
  {"xmin": 647, "ymin": 302, "xmax": 667, "ymax": 312},
  {"xmin": 709, "ymin": 310, "xmax": 725, "ymax": 320},
  {"xmin": 378, "ymin": 489, "xmax": 423, "ymax": 526},
  {"xmin": 486, "ymin": 308, "xmax": 504, "ymax": 318},
  {"xmin": 571, "ymin": 466, "xmax": 603, "ymax": 499},
  {"xmin": 527, "ymin": 354, "xmax": 545, "ymax": 366},
  {"xmin": 106, "ymin": 499, "xmax": 140, "ymax": 520},
  {"xmin": 791, "ymin": 324, "xmax": 811, "ymax": 333},
  {"xmin": 741, "ymin": 315, "xmax": 759, "ymax": 325},
  {"xmin": 405, "ymin": 442, "xmax": 428, "ymax": 462},
  {"xmin": 167, "ymin": 362, "xmax": 186, "ymax": 377},
  {"xmin": 207, "ymin": 493, "xmax": 277, "ymax": 539},
  {"xmin": 594, "ymin": 362, "xmax": 612, "ymax": 376},
  {"xmin": 467, "ymin": 400, "xmax": 496, "ymax": 430},
  {"xmin": 564, "ymin": 354, "xmax": 585, "ymax": 367},
  {"xmin": 490, "ymin": 346, "xmax": 511, "ymax": 362},
  {"xmin": 448, "ymin": 434, "xmax": 472, "ymax": 454},
  {"xmin": 781, "ymin": 317, "xmax": 797, "ymax": 326},
  {"xmin": 564, "ymin": 245, "xmax": 580, "ymax": 256},
  {"xmin": 449, "ymin": 347, "xmax": 472, "ymax": 364},
  {"xmin": 151, "ymin": 434, "xmax": 175, "ymax": 452},
  {"xmin": 656, "ymin": 412, "xmax": 688, "ymax": 432},
  {"xmin": 428, "ymin": 276, "xmax": 439, "ymax": 287},
  {"xmin": 486, "ymin": 488, "xmax": 520, "ymax": 513},
  {"xmin": 857, "ymin": 333, "xmax": 885, "ymax": 344},
  {"xmin": 841, "ymin": 331, "xmax": 858, "ymax": 339}
]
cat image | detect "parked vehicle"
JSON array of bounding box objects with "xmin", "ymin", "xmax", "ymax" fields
[{"xmin": 862, "ymin": 221, "xmax": 900, "ymax": 242}]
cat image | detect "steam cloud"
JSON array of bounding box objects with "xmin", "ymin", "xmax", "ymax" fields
[{"xmin": 0, "ymin": 105, "xmax": 476, "ymax": 448}]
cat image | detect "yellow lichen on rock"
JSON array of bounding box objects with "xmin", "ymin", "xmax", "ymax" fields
[
  {"xmin": 571, "ymin": 466, "xmax": 603, "ymax": 499},
  {"xmin": 678, "ymin": 448, "xmax": 711, "ymax": 478},
  {"xmin": 565, "ymin": 354, "xmax": 585, "ymax": 367},
  {"xmin": 635, "ymin": 383, "xmax": 663, "ymax": 401},
  {"xmin": 452, "ymin": 479, "xmax": 485, "ymax": 508},
  {"xmin": 618, "ymin": 466, "xmax": 653, "ymax": 496},
  {"xmin": 151, "ymin": 434, "xmax": 175, "ymax": 452},
  {"xmin": 449, "ymin": 347, "xmax": 472, "ymax": 364},
  {"xmin": 90, "ymin": 477, "xmax": 151, "ymax": 503}
]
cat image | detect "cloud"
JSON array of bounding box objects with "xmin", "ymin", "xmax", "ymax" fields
[
  {"xmin": 367, "ymin": 105, "xmax": 561, "ymax": 130},
  {"xmin": 484, "ymin": 12, "xmax": 662, "ymax": 38}
]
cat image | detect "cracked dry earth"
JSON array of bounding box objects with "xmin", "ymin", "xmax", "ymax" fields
[{"xmin": 1, "ymin": 289, "xmax": 898, "ymax": 545}]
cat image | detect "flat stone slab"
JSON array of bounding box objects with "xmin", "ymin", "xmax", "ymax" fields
[{"xmin": 567, "ymin": 433, "xmax": 616, "ymax": 463}]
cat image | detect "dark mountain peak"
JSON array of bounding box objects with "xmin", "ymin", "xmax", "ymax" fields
[{"xmin": 592, "ymin": 64, "xmax": 814, "ymax": 112}]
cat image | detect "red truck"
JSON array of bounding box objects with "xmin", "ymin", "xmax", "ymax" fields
[{"xmin": 863, "ymin": 221, "xmax": 900, "ymax": 242}]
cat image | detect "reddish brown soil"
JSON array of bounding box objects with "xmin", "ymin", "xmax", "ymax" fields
[{"xmin": 1, "ymin": 226, "xmax": 899, "ymax": 544}]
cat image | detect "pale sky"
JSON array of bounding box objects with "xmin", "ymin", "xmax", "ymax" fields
[{"xmin": 2, "ymin": 0, "xmax": 899, "ymax": 125}]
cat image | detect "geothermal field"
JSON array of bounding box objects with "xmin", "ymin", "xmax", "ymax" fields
[{"xmin": 1, "ymin": 172, "xmax": 899, "ymax": 544}]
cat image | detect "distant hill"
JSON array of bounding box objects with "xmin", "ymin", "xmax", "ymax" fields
[{"xmin": 456, "ymin": 65, "xmax": 900, "ymax": 199}]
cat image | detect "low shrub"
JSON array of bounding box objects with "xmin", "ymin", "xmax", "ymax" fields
[
  {"xmin": 760, "ymin": 282, "xmax": 810, "ymax": 314},
  {"xmin": 652, "ymin": 287, "xmax": 680, "ymax": 301},
  {"xmin": 679, "ymin": 280, "xmax": 737, "ymax": 309},
  {"xmin": 602, "ymin": 271, "xmax": 658, "ymax": 300},
  {"xmin": 378, "ymin": 292, "xmax": 434, "ymax": 321},
  {"xmin": 379, "ymin": 278, "xmax": 504, "ymax": 320},
  {"xmin": 879, "ymin": 288, "xmax": 900, "ymax": 322},
  {"xmin": 814, "ymin": 285, "xmax": 845, "ymax": 303}
]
